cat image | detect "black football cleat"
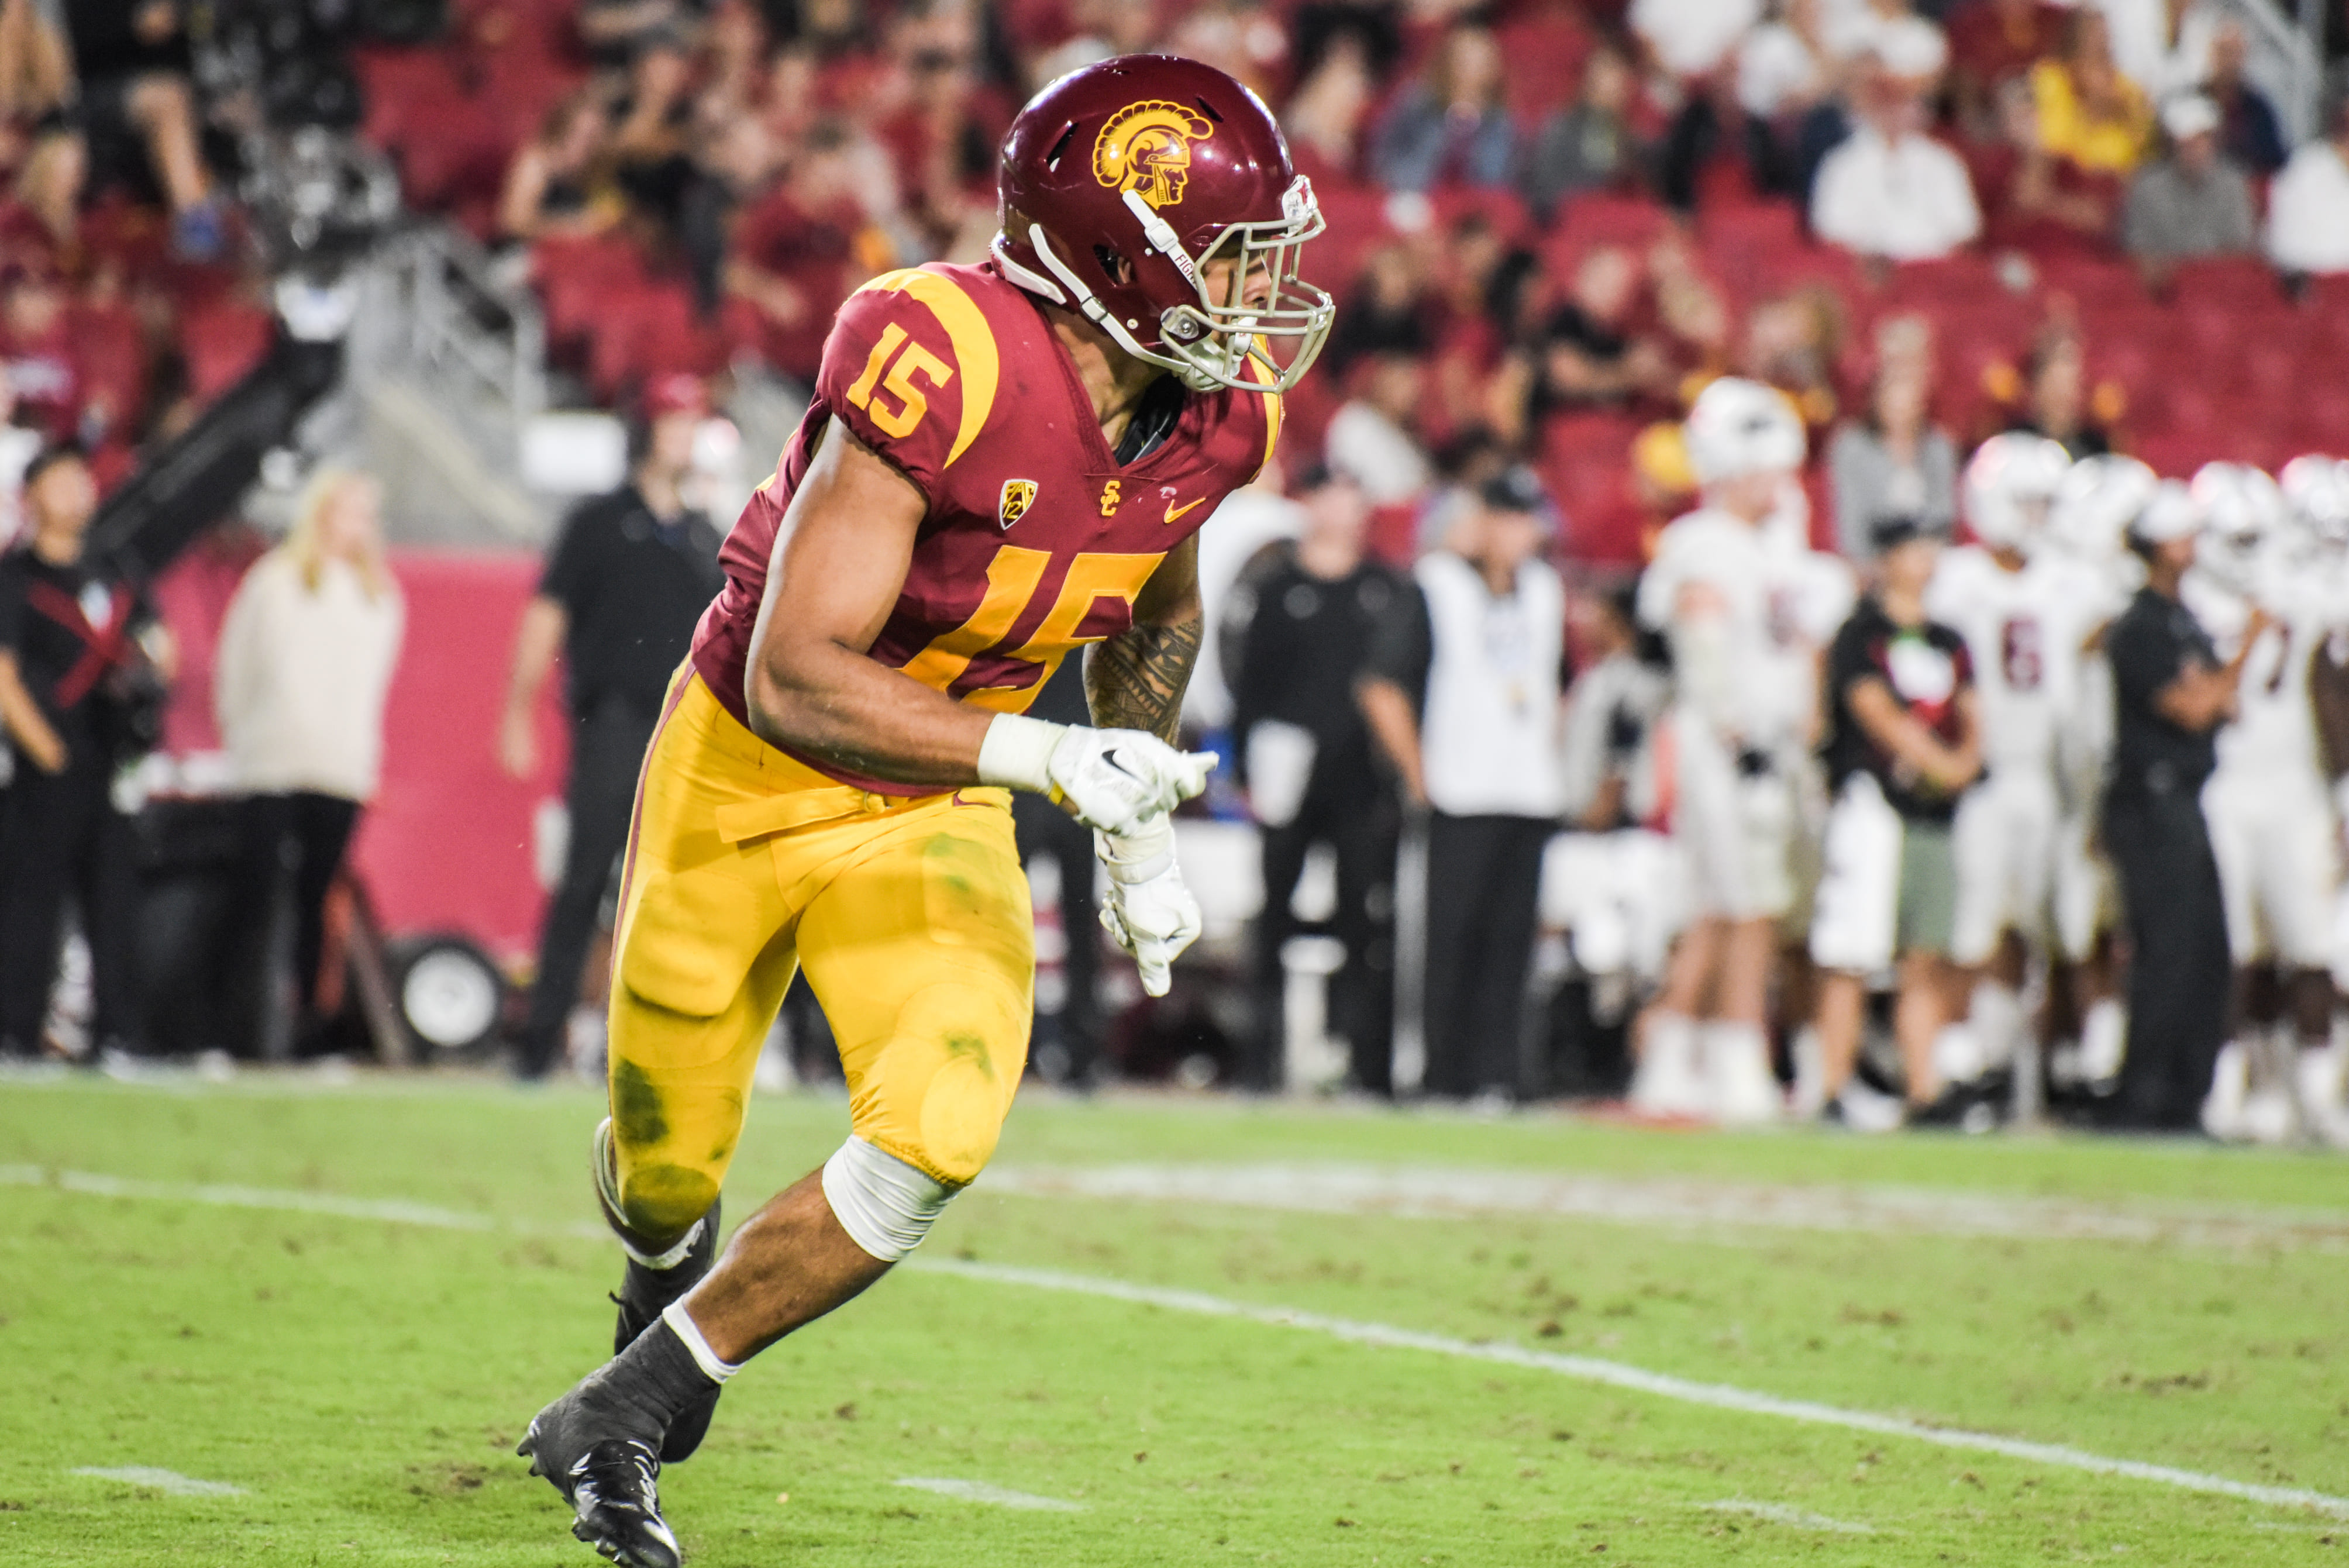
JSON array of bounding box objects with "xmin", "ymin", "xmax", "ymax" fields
[
  {"xmin": 519, "ymin": 1402, "xmax": 682, "ymax": 1568},
  {"xmin": 612, "ymin": 1195, "xmax": 722, "ymax": 1463}
]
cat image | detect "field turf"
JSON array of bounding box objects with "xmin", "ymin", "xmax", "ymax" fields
[{"xmin": 6, "ymin": 1069, "xmax": 2349, "ymax": 1565}]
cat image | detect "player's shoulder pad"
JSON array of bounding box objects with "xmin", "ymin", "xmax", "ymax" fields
[{"xmin": 821, "ymin": 266, "xmax": 1004, "ymax": 487}]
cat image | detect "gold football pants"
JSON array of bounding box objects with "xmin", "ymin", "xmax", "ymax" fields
[{"xmin": 602, "ymin": 670, "xmax": 1033, "ymax": 1241}]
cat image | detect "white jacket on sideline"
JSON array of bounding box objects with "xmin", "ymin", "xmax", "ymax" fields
[{"xmin": 214, "ymin": 553, "xmax": 405, "ymax": 802}]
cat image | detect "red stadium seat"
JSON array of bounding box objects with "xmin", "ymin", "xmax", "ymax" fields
[{"xmin": 1551, "ymin": 192, "xmax": 1673, "ymax": 252}]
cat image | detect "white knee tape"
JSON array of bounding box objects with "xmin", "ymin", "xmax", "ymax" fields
[{"xmin": 821, "ymin": 1136, "xmax": 953, "ymax": 1263}]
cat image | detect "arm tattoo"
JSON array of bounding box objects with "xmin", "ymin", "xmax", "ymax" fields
[{"xmin": 1084, "ymin": 614, "xmax": 1203, "ymax": 744}]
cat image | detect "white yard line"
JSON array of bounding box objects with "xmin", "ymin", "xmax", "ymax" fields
[
  {"xmin": 15, "ymin": 1163, "xmax": 2349, "ymax": 1520},
  {"xmin": 71, "ymin": 1467, "xmax": 243, "ymax": 1497},
  {"xmin": 894, "ymin": 1478, "xmax": 1086, "ymax": 1511},
  {"xmin": 1702, "ymin": 1498, "xmax": 1876, "ymax": 1532},
  {"xmin": 906, "ymin": 1258, "xmax": 2349, "ymax": 1520},
  {"xmin": 981, "ymin": 1163, "xmax": 2349, "ymax": 1252}
]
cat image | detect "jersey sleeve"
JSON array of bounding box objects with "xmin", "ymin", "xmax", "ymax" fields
[{"xmin": 816, "ymin": 274, "xmax": 997, "ymax": 502}]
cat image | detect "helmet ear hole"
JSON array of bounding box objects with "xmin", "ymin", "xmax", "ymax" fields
[{"xmin": 1094, "ymin": 244, "xmax": 1134, "ymax": 285}]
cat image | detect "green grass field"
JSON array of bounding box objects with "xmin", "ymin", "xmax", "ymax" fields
[{"xmin": 8, "ymin": 1070, "xmax": 2349, "ymax": 1566}]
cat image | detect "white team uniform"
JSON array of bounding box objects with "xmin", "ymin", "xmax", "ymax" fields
[
  {"xmin": 2040, "ymin": 548, "xmax": 2135, "ymax": 961},
  {"xmin": 2186, "ymin": 564, "xmax": 2341, "ymax": 970},
  {"xmin": 1638, "ymin": 506, "xmax": 1829, "ymax": 922},
  {"xmin": 1926, "ymin": 545, "xmax": 2080, "ymax": 964},
  {"xmin": 1548, "ymin": 652, "xmax": 1684, "ymax": 984}
]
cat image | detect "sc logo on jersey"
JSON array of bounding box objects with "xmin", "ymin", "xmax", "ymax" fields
[
  {"xmin": 1093, "ymin": 100, "xmax": 1214, "ymax": 209},
  {"xmin": 998, "ymin": 478, "xmax": 1038, "ymax": 530}
]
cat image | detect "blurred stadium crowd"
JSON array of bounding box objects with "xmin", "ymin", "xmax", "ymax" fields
[{"xmin": 2, "ymin": 0, "xmax": 2349, "ymax": 1143}]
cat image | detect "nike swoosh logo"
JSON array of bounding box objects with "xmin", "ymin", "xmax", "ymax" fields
[
  {"xmin": 1101, "ymin": 748, "xmax": 1142, "ymax": 781},
  {"xmin": 1163, "ymin": 497, "xmax": 1206, "ymax": 525}
]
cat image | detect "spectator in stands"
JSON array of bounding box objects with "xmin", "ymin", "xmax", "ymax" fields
[
  {"xmin": 2099, "ymin": 0, "xmax": 2221, "ymax": 105},
  {"xmin": 64, "ymin": 1, "xmax": 226, "ymax": 260},
  {"xmin": 1325, "ymin": 350, "xmax": 1434, "ymax": 506},
  {"xmin": 1325, "ymin": 243, "xmax": 1434, "ymax": 378},
  {"xmin": 1981, "ymin": 73, "xmax": 2124, "ymax": 255},
  {"xmin": 1283, "ymin": 30, "xmax": 1375, "ymax": 188},
  {"xmin": 2265, "ymin": 92, "xmax": 2349, "ymax": 278},
  {"xmin": 1659, "ymin": 66, "xmax": 1789, "ymax": 213},
  {"xmin": 2005, "ymin": 330, "xmax": 2114, "ymax": 457},
  {"xmin": 1, "ymin": 262, "xmax": 79, "ymax": 445},
  {"xmin": 724, "ymin": 119, "xmax": 886, "ymax": 385},
  {"xmin": 2030, "ymin": 11, "xmax": 2151, "ymax": 177},
  {"xmin": 1634, "ymin": 0, "xmax": 1764, "ymax": 81},
  {"xmin": 1521, "ymin": 43, "xmax": 1644, "ymax": 220},
  {"xmin": 1359, "ymin": 468, "xmax": 1567, "ymax": 1104},
  {"xmin": 498, "ymin": 91, "xmax": 621, "ymax": 247},
  {"xmin": 213, "ymin": 470, "xmax": 405, "ymax": 1041},
  {"xmin": 1947, "ymin": 0, "xmax": 2067, "ymax": 136},
  {"xmin": 1515, "ymin": 248, "xmax": 1679, "ymax": 425},
  {"xmin": 1225, "ymin": 466, "xmax": 1407, "ymax": 1095},
  {"xmin": 2206, "ymin": 23, "xmax": 2285, "ymax": 177},
  {"xmin": 497, "ymin": 375, "xmax": 725, "ymax": 1079},
  {"xmin": 0, "ymin": 446, "xmax": 170, "ymax": 1059},
  {"xmin": 609, "ymin": 38, "xmax": 701, "ymax": 234},
  {"xmin": 1829, "ymin": 347, "xmax": 1957, "ymax": 560},
  {"xmin": 1737, "ymin": 0, "xmax": 1838, "ymax": 125},
  {"xmin": 1369, "ymin": 22, "xmax": 1516, "ymax": 192},
  {"xmin": 1738, "ymin": 285, "xmax": 1845, "ymax": 432},
  {"xmin": 1811, "ymin": 48, "xmax": 1982, "ymax": 262},
  {"xmin": 2121, "ymin": 95, "xmax": 2254, "ymax": 288},
  {"xmin": 0, "ymin": 0, "xmax": 70, "ymax": 122},
  {"xmin": 0, "ymin": 128, "xmax": 87, "ymax": 281},
  {"xmin": 1809, "ymin": 514, "xmax": 1983, "ymax": 1125}
]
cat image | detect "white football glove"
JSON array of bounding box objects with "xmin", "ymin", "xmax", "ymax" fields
[
  {"xmin": 1094, "ymin": 816, "xmax": 1204, "ymax": 998},
  {"xmin": 977, "ymin": 714, "xmax": 1215, "ymax": 837}
]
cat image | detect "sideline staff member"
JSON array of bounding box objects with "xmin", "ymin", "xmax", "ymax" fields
[
  {"xmin": 2103, "ymin": 483, "xmax": 2257, "ymax": 1131},
  {"xmin": 498, "ymin": 374, "xmax": 725, "ymax": 1078},
  {"xmin": 0, "ymin": 446, "xmax": 171, "ymax": 1057}
]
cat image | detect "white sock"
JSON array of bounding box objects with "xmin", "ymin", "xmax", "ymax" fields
[
  {"xmin": 2079, "ymin": 998, "xmax": 2126, "ymax": 1084},
  {"xmin": 660, "ymin": 1300, "xmax": 743, "ymax": 1384},
  {"xmin": 1967, "ymin": 981, "xmax": 2026, "ymax": 1074}
]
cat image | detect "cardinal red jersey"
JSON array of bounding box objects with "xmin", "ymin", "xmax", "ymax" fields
[{"xmin": 691, "ymin": 259, "xmax": 1283, "ymax": 795}]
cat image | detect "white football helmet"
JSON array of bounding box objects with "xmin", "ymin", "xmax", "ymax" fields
[
  {"xmin": 2191, "ymin": 461, "xmax": 2285, "ymax": 592},
  {"xmin": 2281, "ymin": 453, "xmax": 2349, "ymax": 553},
  {"xmin": 1962, "ymin": 433, "xmax": 2071, "ymax": 553},
  {"xmin": 2051, "ymin": 453, "xmax": 2158, "ymax": 563},
  {"xmin": 1684, "ymin": 377, "xmax": 1807, "ymax": 486}
]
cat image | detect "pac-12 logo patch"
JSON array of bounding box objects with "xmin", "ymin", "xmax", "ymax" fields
[
  {"xmin": 1093, "ymin": 101, "xmax": 1214, "ymax": 209},
  {"xmin": 998, "ymin": 478, "xmax": 1038, "ymax": 530}
]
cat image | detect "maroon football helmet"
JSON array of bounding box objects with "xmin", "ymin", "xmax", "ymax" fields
[{"xmin": 995, "ymin": 54, "xmax": 1332, "ymax": 394}]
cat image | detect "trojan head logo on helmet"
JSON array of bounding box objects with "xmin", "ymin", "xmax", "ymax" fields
[
  {"xmin": 994, "ymin": 54, "xmax": 1334, "ymax": 395},
  {"xmin": 1093, "ymin": 101, "xmax": 1214, "ymax": 209}
]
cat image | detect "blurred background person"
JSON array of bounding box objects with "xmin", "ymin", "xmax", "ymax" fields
[
  {"xmin": 2101, "ymin": 484, "xmax": 2250, "ymax": 1131},
  {"xmin": 2264, "ymin": 91, "xmax": 2349, "ymax": 279},
  {"xmin": 212, "ymin": 470, "xmax": 405, "ymax": 1048},
  {"xmin": 497, "ymin": 374, "xmax": 724, "ymax": 1080},
  {"xmin": 1369, "ymin": 22, "xmax": 1515, "ymax": 193},
  {"xmin": 1360, "ymin": 469, "xmax": 1566, "ymax": 1104},
  {"xmin": 1810, "ymin": 45, "xmax": 1981, "ymax": 263},
  {"xmin": 1631, "ymin": 381, "xmax": 1816, "ymax": 1124},
  {"xmin": 0, "ymin": 446, "xmax": 170, "ymax": 1058},
  {"xmin": 1224, "ymin": 466, "xmax": 1406, "ymax": 1096},
  {"xmin": 2121, "ymin": 95, "xmax": 2254, "ymax": 292},
  {"xmin": 1828, "ymin": 330, "xmax": 1957, "ymax": 561},
  {"xmin": 1808, "ymin": 515, "xmax": 1983, "ymax": 1128}
]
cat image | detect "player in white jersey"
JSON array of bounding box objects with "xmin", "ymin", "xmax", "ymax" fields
[
  {"xmin": 2185, "ymin": 463, "xmax": 2343, "ymax": 1142},
  {"xmin": 2038, "ymin": 455, "xmax": 2155, "ymax": 1094},
  {"xmin": 2278, "ymin": 454, "xmax": 2349, "ymax": 1140},
  {"xmin": 1630, "ymin": 379, "xmax": 1819, "ymax": 1123},
  {"xmin": 1924, "ymin": 435, "xmax": 2074, "ymax": 1107}
]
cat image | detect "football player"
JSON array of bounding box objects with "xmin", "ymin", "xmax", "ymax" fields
[
  {"xmin": 1632, "ymin": 378, "xmax": 1818, "ymax": 1124},
  {"xmin": 515, "ymin": 56, "xmax": 1331, "ymax": 1567},
  {"xmin": 2183, "ymin": 464, "xmax": 2339, "ymax": 1142},
  {"xmin": 1924, "ymin": 434, "xmax": 2073, "ymax": 1107},
  {"xmin": 2040, "ymin": 454, "xmax": 2156, "ymax": 1096}
]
